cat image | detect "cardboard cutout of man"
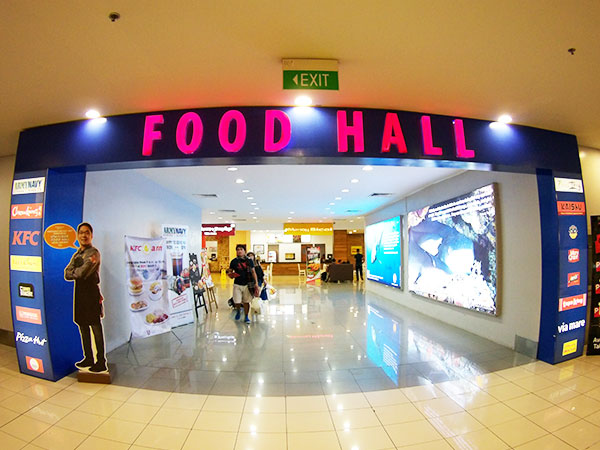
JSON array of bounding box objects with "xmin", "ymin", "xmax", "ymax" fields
[{"xmin": 64, "ymin": 222, "xmax": 107, "ymax": 373}]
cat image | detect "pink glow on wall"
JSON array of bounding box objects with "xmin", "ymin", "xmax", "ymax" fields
[
  {"xmin": 420, "ymin": 115, "xmax": 442, "ymax": 156},
  {"xmin": 176, "ymin": 112, "xmax": 203, "ymax": 155},
  {"xmin": 381, "ymin": 113, "xmax": 407, "ymax": 153},
  {"xmin": 264, "ymin": 110, "xmax": 291, "ymax": 152},
  {"xmin": 337, "ymin": 111, "xmax": 364, "ymax": 152},
  {"xmin": 453, "ymin": 119, "xmax": 475, "ymax": 158},
  {"xmin": 218, "ymin": 110, "xmax": 247, "ymax": 152},
  {"xmin": 142, "ymin": 115, "xmax": 164, "ymax": 156}
]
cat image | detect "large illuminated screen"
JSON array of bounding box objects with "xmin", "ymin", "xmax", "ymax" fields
[
  {"xmin": 408, "ymin": 184, "xmax": 497, "ymax": 315},
  {"xmin": 365, "ymin": 216, "xmax": 401, "ymax": 288}
]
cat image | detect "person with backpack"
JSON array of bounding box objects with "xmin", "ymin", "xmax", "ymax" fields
[{"xmin": 227, "ymin": 244, "xmax": 259, "ymax": 324}]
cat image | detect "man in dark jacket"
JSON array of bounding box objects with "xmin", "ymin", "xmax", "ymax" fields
[{"xmin": 64, "ymin": 222, "xmax": 107, "ymax": 373}]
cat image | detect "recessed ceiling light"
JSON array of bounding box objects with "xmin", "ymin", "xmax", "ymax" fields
[
  {"xmin": 250, "ymin": 202, "xmax": 257, "ymax": 205},
  {"xmin": 319, "ymin": 220, "xmax": 323, "ymax": 222},
  {"xmin": 498, "ymin": 114, "xmax": 512, "ymax": 124},
  {"xmin": 350, "ymin": 220, "xmax": 354, "ymax": 222},
  {"xmin": 209, "ymin": 212, "xmax": 215, "ymax": 215},
  {"xmin": 247, "ymin": 197, "xmax": 254, "ymax": 200},
  {"xmin": 294, "ymin": 95, "xmax": 312, "ymax": 107},
  {"xmin": 227, "ymin": 167, "xmax": 238, "ymax": 171},
  {"xmin": 289, "ymin": 211, "xmax": 295, "ymax": 214},
  {"xmin": 329, "ymin": 202, "xmax": 335, "ymax": 206},
  {"xmin": 288, "ymin": 217, "xmax": 292, "ymax": 219},
  {"xmin": 242, "ymin": 189, "xmax": 250, "ymax": 193},
  {"xmin": 235, "ymin": 179, "xmax": 245, "ymax": 184},
  {"xmin": 326, "ymin": 207, "xmax": 330, "ymax": 210},
  {"xmin": 353, "ymin": 229, "xmax": 357, "ymax": 232},
  {"xmin": 218, "ymin": 216, "xmax": 223, "ymax": 219},
  {"xmin": 342, "ymin": 189, "xmax": 350, "ymax": 193},
  {"xmin": 489, "ymin": 122, "xmax": 508, "ymax": 130},
  {"xmin": 362, "ymin": 166, "xmax": 373, "ymax": 171},
  {"xmin": 335, "ymin": 197, "xmax": 341, "ymax": 200},
  {"xmin": 351, "ymin": 179, "xmax": 359, "ymax": 183},
  {"xmin": 254, "ymin": 207, "xmax": 259, "ymax": 210},
  {"xmin": 249, "ymin": 212, "xmax": 255, "ymax": 215},
  {"xmin": 85, "ymin": 109, "xmax": 100, "ymax": 119}
]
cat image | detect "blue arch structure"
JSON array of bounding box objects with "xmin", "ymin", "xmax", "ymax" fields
[{"xmin": 9, "ymin": 106, "xmax": 587, "ymax": 380}]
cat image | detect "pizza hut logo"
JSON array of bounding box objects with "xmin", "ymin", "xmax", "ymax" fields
[
  {"xmin": 568, "ymin": 249, "xmax": 579, "ymax": 263},
  {"xmin": 596, "ymin": 283, "xmax": 600, "ymax": 295},
  {"xmin": 594, "ymin": 304, "xmax": 600, "ymax": 318},
  {"xmin": 567, "ymin": 272, "xmax": 580, "ymax": 287},
  {"xmin": 25, "ymin": 356, "xmax": 44, "ymax": 373},
  {"xmin": 568, "ymin": 225, "xmax": 578, "ymax": 239},
  {"xmin": 596, "ymin": 261, "xmax": 600, "ymax": 273}
]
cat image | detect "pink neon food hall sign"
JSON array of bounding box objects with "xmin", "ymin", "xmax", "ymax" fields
[{"xmin": 142, "ymin": 109, "xmax": 475, "ymax": 158}]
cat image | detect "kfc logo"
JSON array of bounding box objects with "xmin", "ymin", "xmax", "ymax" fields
[
  {"xmin": 568, "ymin": 249, "xmax": 579, "ymax": 263},
  {"xmin": 12, "ymin": 230, "xmax": 40, "ymax": 246}
]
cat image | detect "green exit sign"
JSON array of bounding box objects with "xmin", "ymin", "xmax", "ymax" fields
[{"xmin": 282, "ymin": 59, "xmax": 339, "ymax": 91}]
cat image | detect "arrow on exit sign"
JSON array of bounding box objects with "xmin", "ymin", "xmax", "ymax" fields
[{"xmin": 282, "ymin": 59, "xmax": 339, "ymax": 91}]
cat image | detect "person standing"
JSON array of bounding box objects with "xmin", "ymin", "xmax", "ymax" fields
[
  {"xmin": 64, "ymin": 222, "xmax": 107, "ymax": 373},
  {"xmin": 227, "ymin": 245, "xmax": 259, "ymax": 324},
  {"xmin": 354, "ymin": 249, "xmax": 364, "ymax": 281}
]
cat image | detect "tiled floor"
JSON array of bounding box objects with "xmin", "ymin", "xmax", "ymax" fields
[{"xmin": 0, "ymin": 276, "xmax": 599, "ymax": 449}]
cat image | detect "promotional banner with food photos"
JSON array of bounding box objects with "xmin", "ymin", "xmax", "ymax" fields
[
  {"xmin": 125, "ymin": 236, "xmax": 171, "ymax": 338},
  {"xmin": 162, "ymin": 224, "xmax": 194, "ymax": 327}
]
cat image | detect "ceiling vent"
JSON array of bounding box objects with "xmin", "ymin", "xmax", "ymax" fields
[
  {"xmin": 218, "ymin": 209, "xmax": 236, "ymax": 212},
  {"xmin": 346, "ymin": 209, "xmax": 360, "ymax": 213},
  {"xmin": 193, "ymin": 193, "xmax": 218, "ymax": 198},
  {"xmin": 369, "ymin": 193, "xmax": 393, "ymax": 197}
]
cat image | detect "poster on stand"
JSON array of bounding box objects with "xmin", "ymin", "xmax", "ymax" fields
[
  {"xmin": 124, "ymin": 236, "xmax": 171, "ymax": 338},
  {"xmin": 162, "ymin": 225, "xmax": 194, "ymax": 327},
  {"xmin": 588, "ymin": 215, "xmax": 600, "ymax": 354},
  {"xmin": 199, "ymin": 249, "xmax": 214, "ymax": 288},
  {"xmin": 306, "ymin": 246, "xmax": 321, "ymax": 284}
]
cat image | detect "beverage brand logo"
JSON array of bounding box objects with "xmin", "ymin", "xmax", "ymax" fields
[
  {"xmin": 25, "ymin": 356, "xmax": 44, "ymax": 373},
  {"xmin": 559, "ymin": 294, "xmax": 587, "ymax": 312},
  {"xmin": 11, "ymin": 203, "xmax": 43, "ymax": 219},
  {"xmin": 567, "ymin": 272, "xmax": 580, "ymax": 287},
  {"xmin": 15, "ymin": 306, "xmax": 42, "ymax": 325},
  {"xmin": 557, "ymin": 319, "xmax": 585, "ymax": 334},
  {"xmin": 562, "ymin": 339, "xmax": 578, "ymax": 356},
  {"xmin": 12, "ymin": 230, "xmax": 41, "ymax": 246},
  {"xmin": 12, "ymin": 177, "xmax": 45, "ymax": 195},
  {"xmin": 16, "ymin": 332, "xmax": 47, "ymax": 346},
  {"xmin": 568, "ymin": 225, "xmax": 578, "ymax": 239},
  {"xmin": 557, "ymin": 201, "xmax": 585, "ymax": 216},
  {"xmin": 18, "ymin": 283, "xmax": 34, "ymax": 298},
  {"xmin": 10, "ymin": 255, "xmax": 42, "ymax": 272},
  {"xmin": 568, "ymin": 248, "xmax": 579, "ymax": 263}
]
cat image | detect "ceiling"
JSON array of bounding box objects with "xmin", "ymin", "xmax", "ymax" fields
[
  {"xmin": 135, "ymin": 164, "xmax": 464, "ymax": 230},
  {"xmin": 1, "ymin": 1, "xmax": 600, "ymax": 163}
]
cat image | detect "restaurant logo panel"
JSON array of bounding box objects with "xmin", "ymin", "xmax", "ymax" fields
[{"xmin": 587, "ymin": 215, "xmax": 600, "ymax": 355}]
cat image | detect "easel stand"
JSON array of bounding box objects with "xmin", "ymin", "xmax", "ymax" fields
[{"xmin": 193, "ymin": 288, "xmax": 208, "ymax": 318}]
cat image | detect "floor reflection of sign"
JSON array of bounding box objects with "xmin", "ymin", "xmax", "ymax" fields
[{"xmin": 366, "ymin": 305, "xmax": 400, "ymax": 385}]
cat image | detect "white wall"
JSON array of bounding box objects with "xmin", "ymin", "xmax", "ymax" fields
[
  {"xmin": 366, "ymin": 171, "xmax": 542, "ymax": 349},
  {"xmin": 0, "ymin": 156, "xmax": 16, "ymax": 332},
  {"xmin": 83, "ymin": 170, "xmax": 204, "ymax": 352}
]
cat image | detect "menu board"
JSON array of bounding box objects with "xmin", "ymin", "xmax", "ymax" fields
[{"xmin": 588, "ymin": 216, "xmax": 600, "ymax": 355}]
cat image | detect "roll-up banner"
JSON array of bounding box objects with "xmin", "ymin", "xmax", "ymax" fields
[
  {"xmin": 162, "ymin": 224, "xmax": 194, "ymax": 327},
  {"xmin": 306, "ymin": 246, "xmax": 321, "ymax": 285},
  {"xmin": 125, "ymin": 236, "xmax": 171, "ymax": 338},
  {"xmin": 588, "ymin": 215, "xmax": 600, "ymax": 355}
]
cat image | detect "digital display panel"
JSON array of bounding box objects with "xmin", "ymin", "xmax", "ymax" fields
[
  {"xmin": 408, "ymin": 184, "xmax": 498, "ymax": 315},
  {"xmin": 365, "ymin": 216, "xmax": 401, "ymax": 288}
]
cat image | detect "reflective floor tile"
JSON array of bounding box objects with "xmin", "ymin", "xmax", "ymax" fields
[
  {"xmin": 337, "ymin": 425, "xmax": 395, "ymax": 450},
  {"xmin": 384, "ymin": 419, "xmax": 443, "ymax": 447},
  {"xmin": 286, "ymin": 411, "xmax": 335, "ymax": 432}
]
